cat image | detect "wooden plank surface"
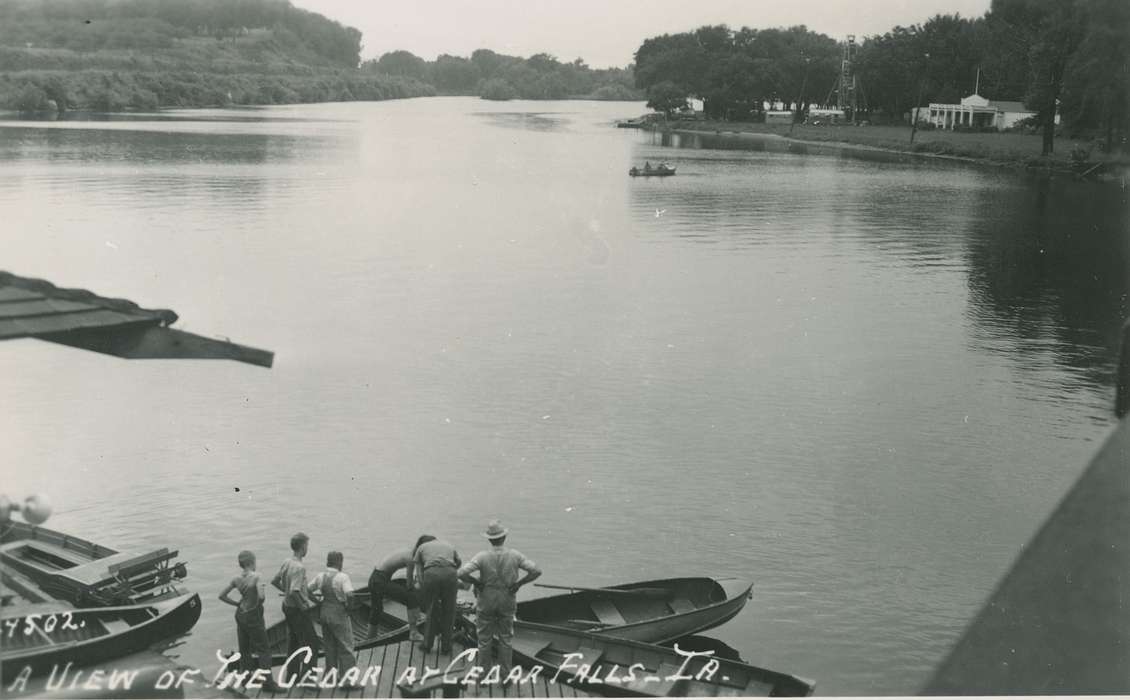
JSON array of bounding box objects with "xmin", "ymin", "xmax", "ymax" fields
[{"xmin": 246, "ymin": 638, "xmax": 592, "ymax": 699}]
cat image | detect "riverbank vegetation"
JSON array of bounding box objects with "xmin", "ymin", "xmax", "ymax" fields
[
  {"xmin": 0, "ymin": 0, "xmax": 639, "ymax": 113},
  {"xmin": 634, "ymin": 0, "xmax": 1128, "ymax": 156},
  {"xmin": 364, "ymin": 49, "xmax": 641, "ymax": 101},
  {"xmin": 0, "ymin": 0, "xmax": 438, "ymax": 111}
]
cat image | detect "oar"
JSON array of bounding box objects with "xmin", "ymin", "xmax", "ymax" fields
[{"xmin": 534, "ymin": 583, "xmax": 671, "ymax": 599}]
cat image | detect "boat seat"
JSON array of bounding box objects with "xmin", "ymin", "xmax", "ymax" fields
[
  {"xmin": 576, "ymin": 645, "xmax": 605, "ymax": 665},
  {"xmin": 668, "ymin": 598, "xmax": 696, "ymax": 614},
  {"xmin": 590, "ymin": 599, "xmax": 627, "ymax": 627}
]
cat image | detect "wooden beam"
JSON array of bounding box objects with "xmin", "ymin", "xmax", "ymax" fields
[{"xmin": 40, "ymin": 324, "xmax": 274, "ymax": 368}]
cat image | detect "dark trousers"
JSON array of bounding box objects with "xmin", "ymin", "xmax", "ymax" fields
[
  {"xmin": 367, "ymin": 569, "xmax": 421, "ymax": 624},
  {"xmin": 419, "ymin": 566, "xmax": 457, "ymax": 651},
  {"xmin": 282, "ymin": 604, "xmax": 319, "ymax": 681},
  {"xmin": 235, "ymin": 606, "xmax": 271, "ymax": 672}
]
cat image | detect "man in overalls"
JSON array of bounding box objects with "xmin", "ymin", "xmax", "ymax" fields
[
  {"xmin": 309, "ymin": 551, "xmax": 361, "ymax": 691},
  {"xmin": 458, "ymin": 520, "xmax": 542, "ymax": 680}
]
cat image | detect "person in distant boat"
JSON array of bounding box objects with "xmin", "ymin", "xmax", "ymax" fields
[
  {"xmin": 644, "ymin": 161, "xmax": 652, "ymax": 171},
  {"xmin": 309, "ymin": 551, "xmax": 361, "ymax": 690},
  {"xmin": 219, "ymin": 550, "xmax": 281, "ymax": 692},
  {"xmin": 271, "ymin": 532, "xmax": 319, "ymax": 682},
  {"xmin": 458, "ymin": 520, "xmax": 542, "ymax": 680},
  {"xmin": 413, "ymin": 535, "xmax": 462, "ymax": 653},
  {"xmin": 368, "ymin": 537, "xmax": 431, "ymax": 641}
]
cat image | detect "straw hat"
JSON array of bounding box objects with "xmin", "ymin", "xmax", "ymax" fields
[{"xmin": 482, "ymin": 519, "xmax": 509, "ymax": 539}]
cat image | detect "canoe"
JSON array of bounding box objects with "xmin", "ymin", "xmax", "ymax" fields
[
  {"xmin": 262, "ymin": 586, "xmax": 410, "ymax": 664},
  {"xmin": 0, "ymin": 521, "xmax": 188, "ymax": 607},
  {"xmin": 518, "ymin": 577, "xmax": 752, "ymax": 644},
  {"xmin": 0, "ymin": 592, "xmax": 202, "ymax": 682},
  {"xmin": 629, "ymin": 167, "xmax": 676, "ymax": 177},
  {"xmin": 510, "ymin": 620, "xmax": 815, "ymax": 697}
]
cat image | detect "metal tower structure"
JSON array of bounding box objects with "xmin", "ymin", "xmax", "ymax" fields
[{"xmin": 836, "ymin": 35, "xmax": 859, "ymax": 120}]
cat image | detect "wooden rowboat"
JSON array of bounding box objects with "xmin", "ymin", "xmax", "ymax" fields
[
  {"xmin": 0, "ymin": 521, "xmax": 188, "ymax": 607},
  {"xmin": 262, "ymin": 586, "xmax": 410, "ymax": 664},
  {"xmin": 510, "ymin": 620, "xmax": 815, "ymax": 697},
  {"xmin": 517, "ymin": 577, "xmax": 752, "ymax": 644},
  {"xmin": 0, "ymin": 592, "xmax": 202, "ymax": 682},
  {"xmin": 629, "ymin": 166, "xmax": 676, "ymax": 177}
]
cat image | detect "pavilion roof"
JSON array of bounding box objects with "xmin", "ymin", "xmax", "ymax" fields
[{"xmin": 0, "ymin": 271, "xmax": 273, "ymax": 368}]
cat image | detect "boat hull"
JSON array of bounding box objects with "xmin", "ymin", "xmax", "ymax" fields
[
  {"xmin": 0, "ymin": 522, "xmax": 187, "ymax": 606},
  {"xmin": 0, "ymin": 593, "xmax": 202, "ymax": 682},
  {"xmin": 517, "ymin": 577, "xmax": 752, "ymax": 644},
  {"xmin": 262, "ymin": 586, "xmax": 410, "ymax": 664},
  {"xmin": 510, "ymin": 620, "xmax": 814, "ymax": 697}
]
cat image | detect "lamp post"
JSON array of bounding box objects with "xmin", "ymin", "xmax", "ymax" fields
[{"xmin": 909, "ymin": 52, "xmax": 930, "ymax": 144}]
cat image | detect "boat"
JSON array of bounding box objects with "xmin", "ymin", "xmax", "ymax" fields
[
  {"xmin": 261, "ymin": 586, "xmax": 410, "ymax": 664},
  {"xmin": 0, "ymin": 593, "xmax": 202, "ymax": 682},
  {"xmin": 517, "ymin": 577, "xmax": 752, "ymax": 644},
  {"xmin": 629, "ymin": 165, "xmax": 676, "ymax": 177},
  {"xmin": 510, "ymin": 620, "xmax": 815, "ymax": 697},
  {"xmin": 0, "ymin": 521, "xmax": 188, "ymax": 607}
]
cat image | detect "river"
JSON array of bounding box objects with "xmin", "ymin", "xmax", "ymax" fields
[{"xmin": 1, "ymin": 98, "xmax": 1127, "ymax": 695}]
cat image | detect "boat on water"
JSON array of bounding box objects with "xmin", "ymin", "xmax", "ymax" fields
[
  {"xmin": 261, "ymin": 587, "xmax": 411, "ymax": 664},
  {"xmin": 510, "ymin": 620, "xmax": 815, "ymax": 697},
  {"xmin": 0, "ymin": 592, "xmax": 202, "ymax": 682},
  {"xmin": 517, "ymin": 577, "xmax": 752, "ymax": 644},
  {"xmin": 0, "ymin": 521, "xmax": 188, "ymax": 607},
  {"xmin": 629, "ymin": 165, "xmax": 676, "ymax": 177}
]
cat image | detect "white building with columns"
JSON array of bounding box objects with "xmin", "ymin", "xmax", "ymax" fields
[{"xmin": 913, "ymin": 94, "xmax": 1056, "ymax": 130}]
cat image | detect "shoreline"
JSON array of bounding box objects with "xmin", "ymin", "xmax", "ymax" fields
[{"xmin": 649, "ymin": 121, "xmax": 1128, "ymax": 182}]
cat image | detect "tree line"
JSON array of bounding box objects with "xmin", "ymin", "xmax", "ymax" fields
[
  {"xmin": 364, "ymin": 49, "xmax": 641, "ymax": 101},
  {"xmin": 0, "ymin": 0, "xmax": 362, "ymax": 68},
  {"xmin": 634, "ymin": 0, "xmax": 1128, "ymax": 153}
]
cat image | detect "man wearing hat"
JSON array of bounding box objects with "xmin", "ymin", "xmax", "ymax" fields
[{"xmin": 458, "ymin": 520, "xmax": 542, "ymax": 680}]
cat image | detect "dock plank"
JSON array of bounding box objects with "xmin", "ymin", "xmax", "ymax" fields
[{"xmin": 247, "ymin": 638, "xmax": 591, "ymax": 698}]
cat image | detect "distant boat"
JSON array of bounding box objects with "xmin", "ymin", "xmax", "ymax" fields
[
  {"xmin": 261, "ymin": 586, "xmax": 410, "ymax": 664},
  {"xmin": 518, "ymin": 577, "xmax": 752, "ymax": 643},
  {"xmin": 630, "ymin": 165, "xmax": 676, "ymax": 177},
  {"xmin": 0, "ymin": 521, "xmax": 189, "ymax": 607},
  {"xmin": 511, "ymin": 619, "xmax": 815, "ymax": 697},
  {"xmin": 0, "ymin": 593, "xmax": 202, "ymax": 682}
]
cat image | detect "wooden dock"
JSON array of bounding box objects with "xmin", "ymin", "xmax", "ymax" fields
[{"xmin": 246, "ymin": 639, "xmax": 591, "ymax": 699}]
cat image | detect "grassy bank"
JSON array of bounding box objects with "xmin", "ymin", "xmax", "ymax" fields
[{"xmin": 658, "ymin": 120, "xmax": 1128, "ymax": 174}]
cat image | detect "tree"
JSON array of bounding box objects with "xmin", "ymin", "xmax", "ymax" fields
[
  {"xmin": 646, "ymin": 81, "xmax": 687, "ymax": 117},
  {"xmin": 370, "ymin": 50, "xmax": 429, "ymax": 81},
  {"xmin": 989, "ymin": 0, "xmax": 1086, "ymax": 154}
]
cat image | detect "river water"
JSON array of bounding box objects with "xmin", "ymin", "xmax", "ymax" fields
[{"xmin": 2, "ymin": 98, "xmax": 1127, "ymax": 695}]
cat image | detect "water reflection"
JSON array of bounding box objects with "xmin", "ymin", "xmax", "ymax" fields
[
  {"xmin": 632, "ymin": 131, "xmax": 1129, "ymax": 405},
  {"xmin": 476, "ymin": 111, "xmax": 566, "ymax": 132},
  {"xmin": 964, "ymin": 178, "xmax": 1130, "ymax": 391},
  {"xmin": 0, "ymin": 126, "xmax": 314, "ymax": 164}
]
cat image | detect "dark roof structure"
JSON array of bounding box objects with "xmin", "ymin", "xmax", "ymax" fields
[
  {"xmin": 925, "ymin": 320, "xmax": 1130, "ymax": 694},
  {"xmin": 0, "ymin": 271, "xmax": 273, "ymax": 368}
]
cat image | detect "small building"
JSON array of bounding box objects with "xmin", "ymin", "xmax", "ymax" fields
[
  {"xmin": 916, "ymin": 94, "xmax": 1057, "ymax": 131},
  {"xmin": 766, "ymin": 110, "xmax": 794, "ymax": 125}
]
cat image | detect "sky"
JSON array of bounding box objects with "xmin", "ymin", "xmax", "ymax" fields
[{"xmin": 292, "ymin": 0, "xmax": 993, "ymax": 68}]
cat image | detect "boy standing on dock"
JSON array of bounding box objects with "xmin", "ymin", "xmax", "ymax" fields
[
  {"xmin": 459, "ymin": 520, "xmax": 542, "ymax": 679},
  {"xmin": 271, "ymin": 532, "xmax": 319, "ymax": 683},
  {"xmin": 309, "ymin": 551, "xmax": 361, "ymax": 690},
  {"xmin": 218, "ymin": 550, "xmax": 281, "ymax": 693}
]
